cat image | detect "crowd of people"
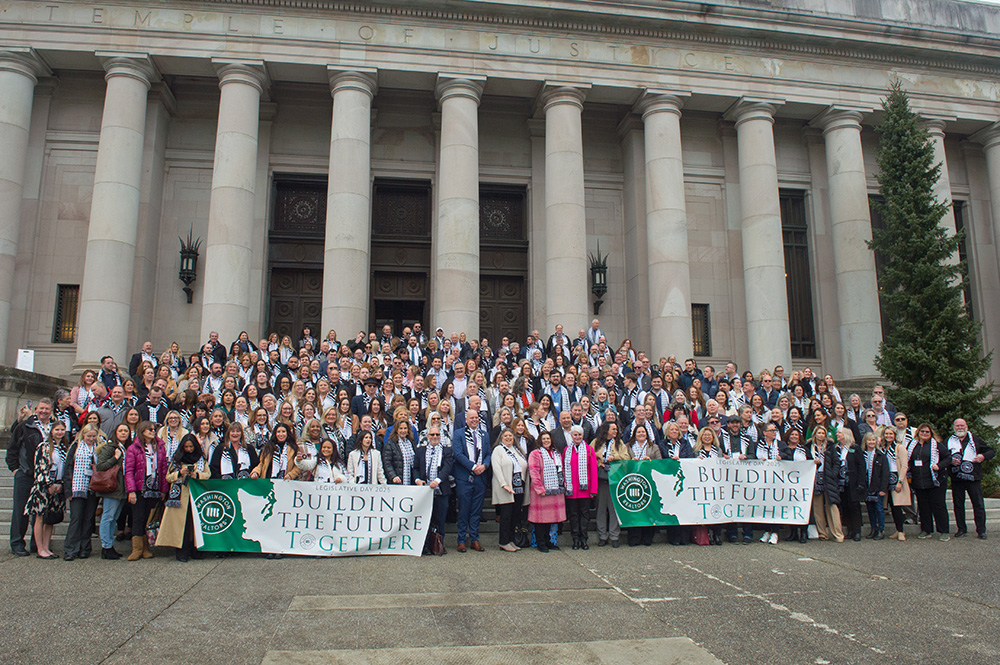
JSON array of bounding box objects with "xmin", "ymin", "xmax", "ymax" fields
[{"xmin": 6, "ymin": 319, "xmax": 995, "ymax": 561}]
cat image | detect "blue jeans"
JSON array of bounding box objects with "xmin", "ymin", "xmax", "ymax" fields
[
  {"xmin": 866, "ymin": 499, "xmax": 885, "ymax": 532},
  {"xmin": 455, "ymin": 476, "xmax": 486, "ymax": 544},
  {"xmin": 100, "ymin": 497, "xmax": 124, "ymax": 549}
]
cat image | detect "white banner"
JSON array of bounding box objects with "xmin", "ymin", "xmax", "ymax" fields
[
  {"xmin": 189, "ymin": 479, "xmax": 433, "ymax": 557},
  {"xmin": 612, "ymin": 458, "xmax": 817, "ymax": 526}
]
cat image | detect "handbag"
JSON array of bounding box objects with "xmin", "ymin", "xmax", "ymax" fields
[
  {"xmin": 513, "ymin": 525, "xmax": 532, "ymax": 549},
  {"xmin": 89, "ymin": 464, "xmax": 120, "ymax": 494},
  {"xmin": 691, "ymin": 525, "xmax": 711, "ymax": 546},
  {"xmin": 42, "ymin": 506, "xmax": 64, "ymax": 525},
  {"xmin": 146, "ymin": 503, "xmax": 164, "ymax": 547},
  {"xmin": 430, "ymin": 528, "xmax": 446, "ymax": 556}
]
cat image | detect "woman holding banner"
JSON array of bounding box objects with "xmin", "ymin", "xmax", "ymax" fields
[
  {"xmin": 347, "ymin": 431, "xmax": 387, "ymax": 485},
  {"xmin": 693, "ymin": 427, "xmax": 727, "ymax": 546},
  {"xmin": 157, "ymin": 434, "xmax": 210, "ymax": 561},
  {"xmin": 251, "ymin": 423, "xmax": 296, "ymax": 480},
  {"xmin": 492, "ymin": 428, "xmax": 530, "ymax": 552},
  {"xmin": 527, "ymin": 431, "xmax": 566, "ymax": 553},
  {"xmin": 564, "ymin": 425, "xmax": 598, "ymax": 550},
  {"xmin": 594, "ymin": 422, "xmax": 630, "ymax": 547},
  {"xmin": 209, "ymin": 423, "xmax": 259, "ymax": 481},
  {"xmin": 626, "ymin": 425, "xmax": 661, "ymax": 547},
  {"xmin": 779, "ymin": 428, "xmax": 812, "ymax": 543}
]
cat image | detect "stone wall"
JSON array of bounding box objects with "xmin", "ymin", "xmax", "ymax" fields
[{"xmin": 0, "ymin": 366, "xmax": 71, "ymax": 449}]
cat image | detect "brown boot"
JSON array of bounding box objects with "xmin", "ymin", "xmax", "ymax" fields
[
  {"xmin": 141, "ymin": 537, "xmax": 154, "ymax": 559},
  {"xmin": 128, "ymin": 536, "xmax": 144, "ymax": 561}
]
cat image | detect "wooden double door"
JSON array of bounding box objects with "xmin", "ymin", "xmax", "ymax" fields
[
  {"xmin": 267, "ymin": 269, "xmax": 322, "ymax": 341},
  {"xmin": 479, "ymin": 275, "xmax": 526, "ymax": 346}
]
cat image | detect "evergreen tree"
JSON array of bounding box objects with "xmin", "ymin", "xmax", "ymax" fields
[{"xmin": 869, "ymin": 81, "xmax": 998, "ymax": 492}]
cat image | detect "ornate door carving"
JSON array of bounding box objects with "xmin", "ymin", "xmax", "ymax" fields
[{"xmin": 268, "ymin": 269, "xmax": 322, "ymax": 340}]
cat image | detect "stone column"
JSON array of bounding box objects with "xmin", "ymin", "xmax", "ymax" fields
[
  {"xmin": 973, "ymin": 125, "xmax": 1000, "ymax": 270},
  {"xmin": 322, "ymin": 69, "xmax": 376, "ymax": 338},
  {"xmin": 542, "ymin": 85, "xmax": 589, "ymax": 335},
  {"xmin": 75, "ymin": 53, "xmax": 156, "ymax": 370},
  {"xmin": 923, "ymin": 118, "xmax": 958, "ymax": 251},
  {"xmin": 199, "ymin": 61, "xmax": 267, "ymax": 343},
  {"xmin": 814, "ymin": 107, "xmax": 882, "ymax": 378},
  {"xmin": 636, "ymin": 92, "xmax": 692, "ymax": 362},
  {"xmin": 432, "ymin": 76, "xmax": 484, "ymax": 338},
  {"xmin": 618, "ymin": 113, "xmax": 650, "ymax": 353},
  {"xmin": 727, "ymin": 99, "xmax": 792, "ymax": 374},
  {"xmin": 0, "ymin": 48, "xmax": 48, "ymax": 363}
]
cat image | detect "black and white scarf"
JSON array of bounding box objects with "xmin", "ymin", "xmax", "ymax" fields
[
  {"xmin": 399, "ymin": 437, "xmax": 415, "ymax": 485},
  {"xmin": 504, "ymin": 447, "xmax": 525, "ymax": 494},
  {"xmin": 757, "ymin": 438, "xmax": 780, "ymax": 461},
  {"xmin": 564, "ymin": 440, "xmax": 589, "ymax": 493},
  {"xmin": 540, "ymin": 448, "xmax": 564, "ymax": 495},
  {"xmin": 948, "ymin": 434, "xmax": 978, "ymax": 482},
  {"xmin": 71, "ymin": 441, "xmax": 96, "ymax": 499},
  {"xmin": 908, "ymin": 437, "xmax": 940, "ymax": 486},
  {"xmin": 630, "ymin": 440, "xmax": 650, "ymax": 460},
  {"xmin": 464, "ymin": 425, "xmax": 484, "ymax": 466},
  {"xmin": 166, "ymin": 454, "xmax": 205, "ymax": 507},
  {"xmin": 220, "ymin": 446, "xmax": 251, "ymax": 479},
  {"xmin": 142, "ymin": 444, "xmax": 160, "ymax": 498},
  {"xmin": 354, "ymin": 451, "xmax": 373, "ymax": 485},
  {"xmin": 269, "ymin": 445, "xmax": 287, "ymax": 479},
  {"xmin": 425, "ymin": 444, "xmax": 443, "ymax": 494}
]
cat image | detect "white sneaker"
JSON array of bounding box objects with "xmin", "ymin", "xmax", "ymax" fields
[
  {"xmin": 760, "ymin": 532, "xmax": 770, "ymax": 543},
  {"xmin": 769, "ymin": 532, "xmax": 779, "ymax": 545}
]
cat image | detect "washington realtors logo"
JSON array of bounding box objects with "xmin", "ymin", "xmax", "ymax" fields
[
  {"xmin": 616, "ymin": 473, "xmax": 653, "ymax": 512},
  {"xmin": 195, "ymin": 491, "xmax": 236, "ymax": 534}
]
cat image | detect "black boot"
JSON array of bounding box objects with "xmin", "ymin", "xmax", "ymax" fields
[{"xmin": 101, "ymin": 547, "xmax": 121, "ymax": 560}]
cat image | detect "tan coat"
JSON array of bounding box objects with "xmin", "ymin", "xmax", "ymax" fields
[
  {"xmin": 155, "ymin": 465, "xmax": 211, "ymax": 549},
  {"xmin": 888, "ymin": 441, "xmax": 912, "ymax": 507},
  {"xmin": 491, "ymin": 444, "xmax": 531, "ymax": 506}
]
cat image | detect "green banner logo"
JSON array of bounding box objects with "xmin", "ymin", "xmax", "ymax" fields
[
  {"xmin": 194, "ymin": 491, "xmax": 236, "ymax": 534},
  {"xmin": 615, "ymin": 473, "xmax": 653, "ymax": 512}
]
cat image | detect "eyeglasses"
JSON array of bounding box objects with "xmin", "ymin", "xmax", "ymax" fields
[
  {"xmin": 428, "ymin": 434, "xmax": 440, "ymax": 438},
  {"xmin": 895, "ymin": 417, "xmax": 906, "ymax": 422}
]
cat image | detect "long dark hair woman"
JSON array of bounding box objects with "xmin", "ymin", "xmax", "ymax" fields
[
  {"xmin": 124, "ymin": 421, "xmax": 167, "ymax": 561},
  {"xmin": 252, "ymin": 422, "xmax": 297, "ymax": 480},
  {"xmin": 156, "ymin": 433, "xmax": 210, "ymax": 561},
  {"xmin": 909, "ymin": 422, "xmax": 951, "ymax": 541}
]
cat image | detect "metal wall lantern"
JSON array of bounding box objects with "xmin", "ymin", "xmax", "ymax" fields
[
  {"xmin": 589, "ymin": 240, "xmax": 609, "ymax": 315},
  {"xmin": 178, "ymin": 226, "xmax": 201, "ymax": 304}
]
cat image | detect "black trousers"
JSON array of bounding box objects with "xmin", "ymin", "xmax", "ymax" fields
[
  {"xmin": 887, "ymin": 490, "xmax": 906, "ymax": 532},
  {"xmin": 914, "ymin": 484, "xmax": 949, "ymax": 534},
  {"xmin": 498, "ymin": 493, "xmax": 524, "ymax": 546},
  {"xmin": 628, "ymin": 526, "xmax": 657, "ymax": 546},
  {"xmin": 65, "ymin": 495, "xmax": 98, "ymax": 557},
  {"xmin": 565, "ymin": 497, "xmax": 590, "ymax": 543},
  {"xmin": 9, "ymin": 470, "xmax": 33, "ymax": 551},
  {"xmin": 428, "ymin": 494, "xmax": 449, "ymax": 535},
  {"xmin": 839, "ymin": 492, "xmax": 862, "ymax": 537},
  {"xmin": 665, "ymin": 525, "xmax": 690, "ymax": 545},
  {"xmin": 952, "ymin": 479, "xmax": 987, "ymax": 535},
  {"xmin": 131, "ymin": 495, "xmax": 153, "ymax": 537}
]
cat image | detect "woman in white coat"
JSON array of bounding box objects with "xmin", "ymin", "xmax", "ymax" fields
[
  {"xmin": 347, "ymin": 430, "xmax": 387, "ymax": 485},
  {"xmin": 492, "ymin": 428, "xmax": 531, "ymax": 552}
]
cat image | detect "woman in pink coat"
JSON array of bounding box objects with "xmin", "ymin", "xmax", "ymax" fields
[
  {"xmin": 124, "ymin": 421, "xmax": 168, "ymax": 561},
  {"xmin": 527, "ymin": 431, "xmax": 567, "ymax": 553},
  {"xmin": 563, "ymin": 425, "xmax": 598, "ymax": 549}
]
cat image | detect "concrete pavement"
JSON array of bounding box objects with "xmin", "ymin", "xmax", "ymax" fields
[{"xmin": 1, "ymin": 530, "xmax": 998, "ymax": 665}]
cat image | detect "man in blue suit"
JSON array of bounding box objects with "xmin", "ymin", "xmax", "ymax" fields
[{"xmin": 452, "ymin": 409, "xmax": 491, "ymax": 552}]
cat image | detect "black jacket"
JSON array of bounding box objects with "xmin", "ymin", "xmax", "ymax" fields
[
  {"xmin": 947, "ymin": 433, "xmax": 996, "ymax": 483},
  {"xmin": 6, "ymin": 416, "xmax": 50, "ymax": 476},
  {"xmin": 209, "ymin": 444, "xmax": 260, "ymax": 479},
  {"xmin": 413, "ymin": 445, "xmax": 454, "ymax": 495},
  {"xmin": 382, "ymin": 436, "xmax": 417, "ymax": 484},
  {"xmin": 825, "ymin": 444, "xmax": 866, "ymax": 504},
  {"xmin": 861, "ymin": 448, "xmax": 890, "ymax": 498}
]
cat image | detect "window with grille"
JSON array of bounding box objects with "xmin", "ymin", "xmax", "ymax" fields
[
  {"xmin": 52, "ymin": 284, "xmax": 80, "ymax": 343},
  {"xmin": 780, "ymin": 191, "xmax": 816, "ymax": 358},
  {"xmin": 692, "ymin": 303, "xmax": 711, "ymax": 357}
]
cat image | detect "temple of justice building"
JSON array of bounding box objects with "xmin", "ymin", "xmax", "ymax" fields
[{"xmin": 1, "ymin": 0, "xmax": 1000, "ymax": 382}]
